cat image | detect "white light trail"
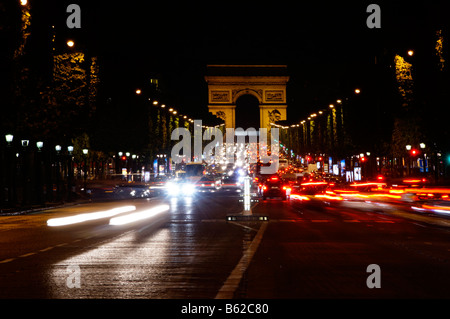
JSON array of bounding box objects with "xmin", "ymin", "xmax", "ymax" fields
[
  {"xmin": 109, "ymin": 205, "xmax": 170, "ymax": 226},
  {"xmin": 47, "ymin": 206, "xmax": 136, "ymax": 227}
]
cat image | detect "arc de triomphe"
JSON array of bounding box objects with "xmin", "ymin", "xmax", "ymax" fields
[{"xmin": 205, "ymin": 65, "xmax": 289, "ymax": 130}]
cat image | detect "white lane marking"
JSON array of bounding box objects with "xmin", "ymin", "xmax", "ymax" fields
[{"xmin": 215, "ymin": 221, "xmax": 268, "ymax": 299}]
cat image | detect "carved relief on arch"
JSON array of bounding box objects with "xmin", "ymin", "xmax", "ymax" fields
[
  {"xmin": 232, "ymin": 88, "xmax": 263, "ymax": 103},
  {"xmin": 215, "ymin": 111, "xmax": 226, "ymax": 121}
]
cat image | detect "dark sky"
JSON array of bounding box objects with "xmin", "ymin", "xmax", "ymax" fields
[{"xmin": 10, "ymin": 0, "xmax": 449, "ymax": 122}]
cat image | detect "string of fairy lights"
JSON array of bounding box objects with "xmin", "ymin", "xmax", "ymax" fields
[
  {"xmin": 270, "ymin": 88, "xmax": 361, "ymax": 129},
  {"xmin": 135, "ymin": 88, "xmax": 225, "ymax": 130}
]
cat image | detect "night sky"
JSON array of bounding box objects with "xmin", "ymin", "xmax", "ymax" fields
[{"xmin": 4, "ymin": 0, "xmax": 448, "ymax": 124}]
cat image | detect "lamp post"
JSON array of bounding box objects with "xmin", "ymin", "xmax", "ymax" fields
[
  {"xmin": 420, "ymin": 143, "xmax": 426, "ymax": 175},
  {"xmin": 405, "ymin": 145, "xmax": 412, "ymax": 176},
  {"xmin": 82, "ymin": 148, "xmax": 88, "ymax": 194},
  {"xmin": 67, "ymin": 146, "xmax": 74, "ymax": 201},
  {"xmin": 55, "ymin": 145, "xmax": 62, "ymax": 201},
  {"xmin": 4, "ymin": 134, "xmax": 14, "ymax": 206}
]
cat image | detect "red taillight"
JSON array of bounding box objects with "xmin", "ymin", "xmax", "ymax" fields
[
  {"xmin": 263, "ymin": 186, "xmax": 267, "ymax": 190},
  {"xmin": 271, "ymin": 177, "xmax": 278, "ymax": 181}
]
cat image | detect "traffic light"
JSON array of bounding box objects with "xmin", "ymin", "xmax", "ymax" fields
[
  {"xmin": 121, "ymin": 155, "xmax": 127, "ymax": 161},
  {"xmin": 360, "ymin": 156, "xmax": 366, "ymax": 162},
  {"xmin": 410, "ymin": 149, "xmax": 418, "ymax": 156}
]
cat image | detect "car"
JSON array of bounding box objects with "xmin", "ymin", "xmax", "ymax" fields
[
  {"xmin": 221, "ymin": 175, "xmax": 243, "ymax": 192},
  {"xmin": 165, "ymin": 180, "xmax": 196, "ymax": 197},
  {"xmin": 261, "ymin": 176, "xmax": 291, "ymax": 200},
  {"xmin": 149, "ymin": 175, "xmax": 169, "ymax": 188},
  {"xmin": 196, "ymin": 176, "xmax": 221, "ymax": 193},
  {"xmin": 148, "ymin": 175, "xmax": 169, "ymax": 195},
  {"xmin": 113, "ymin": 183, "xmax": 151, "ymax": 198}
]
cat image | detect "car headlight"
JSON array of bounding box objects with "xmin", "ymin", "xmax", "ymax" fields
[
  {"xmin": 166, "ymin": 182, "xmax": 181, "ymax": 196},
  {"xmin": 181, "ymin": 183, "xmax": 196, "ymax": 195}
]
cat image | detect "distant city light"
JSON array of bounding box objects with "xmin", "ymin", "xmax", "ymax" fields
[
  {"xmin": 407, "ymin": 50, "xmax": 414, "ymax": 56},
  {"xmin": 66, "ymin": 40, "xmax": 75, "ymax": 48},
  {"xmin": 20, "ymin": 0, "xmax": 27, "ymax": 6},
  {"xmin": 135, "ymin": 89, "xmax": 141, "ymax": 94},
  {"xmin": 354, "ymin": 88, "xmax": 361, "ymax": 94}
]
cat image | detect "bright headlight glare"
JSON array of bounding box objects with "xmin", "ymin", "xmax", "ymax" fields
[
  {"xmin": 167, "ymin": 182, "xmax": 181, "ymax": 195},
  {"xmin": 182, "ymin": 183, "xmax": 195, "ymax": 195}
]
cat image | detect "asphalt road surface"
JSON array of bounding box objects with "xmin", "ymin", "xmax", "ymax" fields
[{"xmin": 1, "ymin": 193, "xmax": 449, "ymax": 299}]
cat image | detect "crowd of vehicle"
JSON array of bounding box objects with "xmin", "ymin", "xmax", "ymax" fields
[{"xmin": 89, "ymin": 159, "xmax": 450, "ymax": 218}]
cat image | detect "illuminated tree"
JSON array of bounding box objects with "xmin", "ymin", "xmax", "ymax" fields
[
  {"xmin": 394, "ymin": 54, "xmax": 414, "ymax": 108},
  {"xmin": 435, "ymin": 30, "xmax": 445, "ymax": 71}
]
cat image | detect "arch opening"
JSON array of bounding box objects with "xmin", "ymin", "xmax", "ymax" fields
[{"xmin": 235, "ymin": 94, "xmax": 260, "ymax": 131}]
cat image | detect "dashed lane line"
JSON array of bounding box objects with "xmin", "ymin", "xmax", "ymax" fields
[{"xmin": 0, "ymin": 237, "xmax": 89, "ymax": 265}]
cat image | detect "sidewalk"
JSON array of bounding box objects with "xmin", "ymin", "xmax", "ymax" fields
[{"xmin": 0, "ymin": 195, "xmax": 92, "ymax": 216}]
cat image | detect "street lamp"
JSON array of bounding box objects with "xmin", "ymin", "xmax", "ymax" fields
[
  {"xmin": 67, "ymin": 40, "xmax": 75, "ymax": 48},
  {"xmin": 5, "ymin": 134, "xmax": 13, "ymax": 145},
  {"xmin": 82, "ymin": 149, "xmax": 88, "ymax": 193},
  {"xmin": 407, "ymin": 50, "xmax": 414, "ymax": 57},
  {"xmin": 55, "ymin": 145, "xmax": 61, "ymax": 153},
  {"xmin": 354, "ymin": 88, "xmax": 361, "ymax": 94},
  {"xmin": 420, "ymin": 143, "xmax": 426, "ymax": 149},
  {"xmin": 135, "ymin": 89, "xmax": 141, "ymax": 95},
  {"xmin": 36, "ymin": 141, "xmax": 43, "ymax": 151},
  {"xmin": 67, "ymin": 146, "xmax": 74, "ymax": 201},
  {"xmin": 406, "ymin": 145, "xmax": 412, "ymax": 151}
]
